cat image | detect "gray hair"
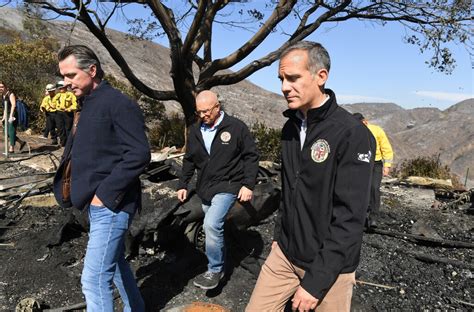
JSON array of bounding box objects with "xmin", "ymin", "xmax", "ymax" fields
[
  {"xmin": 280, "ymin": 41, "xmax": 331, "ymax": 74},
  {"xmin": 58, "ymin": 45, "xmax": 104, "ymax": 80}
]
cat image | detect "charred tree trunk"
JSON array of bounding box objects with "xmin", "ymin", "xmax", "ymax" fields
[{"xmin": 170, "ymin": 54, "xmax": 197, "ymax": 151}]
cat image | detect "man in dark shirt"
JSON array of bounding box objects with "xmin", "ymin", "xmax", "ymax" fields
[
  {"xmin": 177, "ymin": 90, "xmax": 259, "ymax": 290},
  {"xmin": 247, "ymin": 41, "xmax": 374, "ymax": 312},
  {"xmin": 53, "ymin": 45, "xmax": 150, "ymax": 311}
]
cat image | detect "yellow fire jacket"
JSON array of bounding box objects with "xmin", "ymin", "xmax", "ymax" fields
[
  {"xmin": 40, "ymin": 95, "xmax": 57, "ymax": 112},
  {"xmin": 367, "ymin": 123, "xmax": 394, "ymax": 167},
  {"xmin": 53, "ymin": 91, "xmax": 77, "ymax": 112}
]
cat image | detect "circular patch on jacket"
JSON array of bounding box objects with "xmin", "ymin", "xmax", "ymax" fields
[
  {"xmin": 220, "ymin": 131, "xmax": 231, "ymax": 143},
  {"xmin": 311, "ymin": 139, "xmax": 330, "ymax": 163}
]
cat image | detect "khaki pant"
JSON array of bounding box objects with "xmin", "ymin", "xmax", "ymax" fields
[{"xmin": 246, "ymin": 244, "xmax": 355, "ymax": 312}]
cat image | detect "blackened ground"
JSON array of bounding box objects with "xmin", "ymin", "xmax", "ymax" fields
[{"xmin": 0, "ymin": 164, "xmax": 472, "ymax": 311}]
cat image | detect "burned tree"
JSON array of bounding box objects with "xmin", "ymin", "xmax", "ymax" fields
[{"xmin": 27, "ymin": 0, "xmax": 472, "ymax": 126}]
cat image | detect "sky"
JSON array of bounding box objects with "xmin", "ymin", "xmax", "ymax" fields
[{"xmin": 39, "ymin": 1, "xmax": 473, "ymax": 110}]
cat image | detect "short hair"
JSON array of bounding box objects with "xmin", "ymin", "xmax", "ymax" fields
[
  {"xmin": 58, "ymin": 45, "xmax": 104, "ymax": 80},
  {"xmin": 352, "ymin": 112, "xmax": 365, "ymax": 121},
  {"xmin": 280, "ymin": 41, "xmax": 331, "ymax": 74}
]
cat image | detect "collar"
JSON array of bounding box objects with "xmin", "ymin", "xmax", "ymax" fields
[
  {"xmin": 283, "ymin": 89, "xmax": 338, "ymax": 125},
  {"xmin": 201, "ymin": 111, "xmax": 225, "ymax": 130},
  {"xmin": 81, "ymin": 80, "xmax": 107, "ymax": 104},
  {"xmin": 296, "ymin": 110, "xmax": 306, "ymax": 122}
]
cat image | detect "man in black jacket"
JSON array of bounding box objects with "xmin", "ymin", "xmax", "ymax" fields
[
  {"xmin": 177, "ymin": 90, "xmax": 259, "ymax": 290},
  {"xmin": 53, "ymin": 45, "xmax": 150, "ymax": 311},
  {"xmin": 247, "ymin": 41, "xmax": 375, "ymax": 312}
]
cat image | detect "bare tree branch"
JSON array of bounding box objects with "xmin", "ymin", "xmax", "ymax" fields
[
  {"xmin": 199, "ymin": 0, "xmax": 352, "ymax": 89},
  {"xmin": 294, "ymin": 2, "xmax": 319, "ymax": 33},
  {"xmin": 190, "ymin": 0, "xmax": 230, "ymax": 63},
  {"xmin": 148, "ymin": 0, "xmax": 182, "ymax": 48},
  {"xmin": 102, "ymin": 2, "xmax": 119, "ymax": 29},
  {"xmin": 1, "ymin": 1, "xmax": 13, "ymax": 8},
  {"xmin": 70, "ymin": 0, "xmax": 178, "ymax": 100},
  {"xmin": 35, "ymin": 1, "xmax": 78, "ymax": 19},
  {"xmin": 200, "ymin": 0, "xmax": 297, "ymax": 79},
  {"xmin": 31, "ymin": 0, "xmax": 471, "ymax": 124},
  {"xmin": 182, "ymin": 0, "xmax": 208, "ymax": 56},
  {"xmin": 290, "ymin": 0, "xmax": 352, "ymax": 40}
]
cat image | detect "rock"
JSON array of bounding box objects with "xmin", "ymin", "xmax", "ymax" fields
[
  {"xmin": 411, "ymin": 220, "xmax": 442, "ymax": 239},
  {"xmin": 15, "ymin": 298, "xmax": 41, "ymax": 312},
  {"xmin": 19, "ymin": 153, "xmax": 60, "ymax": 173},
  {"xmin": 150, "ymin": 147, "xmax": 179, "ymax": 162},
  {"xmin": 20, "ymin": 194, "xmax": 57, "ymax": 208}
]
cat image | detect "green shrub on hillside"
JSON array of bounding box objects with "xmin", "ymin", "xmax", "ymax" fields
[
  {"xmin": 105, "ymin": 74, "xmax": 166, "ymax": 124},
  {"xmin": 0, "ymin": 26, "xmax": 21, "ymax": 44},
  {"xmin": 0, "ymin": 38, "xmax": 59, "ymax": 132},
  {"xmin": 397, "ymin": 155, "xmax": 452, "ymax": 179},
  {"xmin": 251, "ymin": 122, "xmax": 281, "ymax": 163},
  {"xmin": 149, "ymin": 113, "xmax": 185, "ymax": 149},
  {"xmin": 147, "ymin": 116, "xmax": 282, "ymax": 158},
  {"xmin": 105, "ymin": 74, "xmax": 142, "ymax": 101}
]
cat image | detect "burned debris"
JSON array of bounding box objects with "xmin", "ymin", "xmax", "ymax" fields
[{"xmin": 0, "ymin": 150, "xmax": 473, "ymax": 311}]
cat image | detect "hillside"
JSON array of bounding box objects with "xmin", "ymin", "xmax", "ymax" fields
[
  {"xmin": 0, "ymin": 7, "xmax": 288, "ymax": 127},
  {"xmin": 0, "ymin": 7, "xmax": 472, "ymax": 182},
  {"xmin": 344, "ymin": 100, "xmax": 474, "ymax": 186}
]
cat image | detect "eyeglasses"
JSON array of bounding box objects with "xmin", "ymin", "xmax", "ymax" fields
[{"xmin": 195, "ymin": 102, "xmax": 219, "ymax": 116}]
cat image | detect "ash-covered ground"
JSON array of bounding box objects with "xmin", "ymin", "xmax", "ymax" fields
[{"xmin": 0, "ymin": 160, "xmax": 472, "ymax": 311}]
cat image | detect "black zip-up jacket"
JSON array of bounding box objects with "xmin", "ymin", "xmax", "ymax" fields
[
  {"xmin": 274, "ymin": 89, "xmax": 375, "ymax": 300},
  {"xmin": 178, "ymin": 113, "xmax": 259, "ymax": 202}
]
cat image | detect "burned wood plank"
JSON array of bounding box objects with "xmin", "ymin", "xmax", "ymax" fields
[
  {"xmin": 0, "ymin": 180, "xmax": 53, "ymax": 211},
  {"xmin": 412, "ymin": 252, "xmax": 474, "ymax": 269},
  {"xmin": 0, "ymin": 225, "xmax": 26, "ymax": 229},
  {"xmin": 370, "ymin": 228, "xmax": 474, "ymax": 248},
  {"xmin": 451, "ymin": 298, "xmax": 474, "ymax": 308},
  {"xmin": 0, "ymin": 151, "xmax": 55, "ymax": 165},
  {"xmin": 0, "ymin": 174, "xmax": 54, "ymax": 191},
  {"xmin": 366, "ymin": 241, "xmax": 474, "ymax": 270}
]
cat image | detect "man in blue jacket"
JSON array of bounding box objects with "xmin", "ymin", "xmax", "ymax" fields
[
  {"xmin": 177, "ymin": 90, "xmax": 259, "ymax": 290},
  {"xmin": 53, "ymin": 45, "xmax": 150, "ymax": 311},
  {"xmin": 247, "ymin": 41, "xmax": 375, "ymax": 311}
]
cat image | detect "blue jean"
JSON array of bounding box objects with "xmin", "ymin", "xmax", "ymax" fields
[
  {"xmin": 202, "ymin": 193, "xmax": 237, "ymax": 273},
  {"xmin": 81, "ymin": 205, "xmax": 145, "ymax": 312}
]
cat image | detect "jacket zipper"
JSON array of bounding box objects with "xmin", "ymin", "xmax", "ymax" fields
[{"xmin": 289, "ymin": 120, "xmax": 303, "ymax": 252}]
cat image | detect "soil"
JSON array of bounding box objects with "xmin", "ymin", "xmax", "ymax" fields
[{"xmin": 0, "ymin": 160, "xmax": 472, "ymax": 311}]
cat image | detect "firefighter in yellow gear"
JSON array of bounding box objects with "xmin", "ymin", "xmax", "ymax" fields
[
  {"xmin": 54, "ymin": 87, "xmax": 78, "ymax": 112},
  {"xmin": 40, "ymin": 84, "xmax": 59, "ymax": 144},
  {"xmin": 366, "ymin": 123, "xmax": 393, "ymax": 175},
  {"xmin": 353, "ymin": 113, "xmax": 394, "ymax": 228},
  {"xmin": 53, "ymin": 81, "xmax": 77, "ymax": 146}
]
